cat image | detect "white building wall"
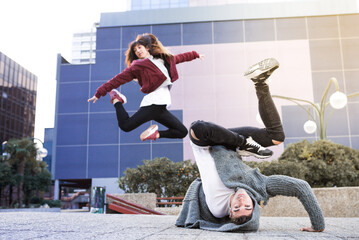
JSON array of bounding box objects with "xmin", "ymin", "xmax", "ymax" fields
[{"xmin": 92, "ymin": 178, "xmax": 124, "ymax": 195}]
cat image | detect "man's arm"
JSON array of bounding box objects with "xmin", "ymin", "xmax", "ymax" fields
[{"xmin": 266, "ymin": 175, "xmax": 325, "ymax": 232}]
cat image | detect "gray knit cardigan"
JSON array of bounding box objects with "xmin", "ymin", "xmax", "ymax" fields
[{"xmin": 176, "ymin": 145, "xmax": 325, "ymax": 232}]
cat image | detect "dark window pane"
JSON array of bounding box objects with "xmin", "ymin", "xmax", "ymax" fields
[
  {"xmin": 339, "ymin": 14, "xmax": 359, "ymax": 38},
  {"xmin": 309, "ymin": 39, "xmax": 342, "ymax": 71},
  {"xmin": 152, "ymin": 24, "xmax": 181, "ymax": 46},
  {"xmin": 245, "ymin": 19, "xmax": 275, "ymax": 42},
  {"xmin": 88, "ymin": 146, "xmax": 119, "ymax": 178},
  {"xmin": 89, "ymin": 113, "xmax": 119, "ymax": 144},
  {"xmin": 121, "ymin": 26, "xmax": 151, "ymax": 49},
  {"xmin": 214, "ymin": 20, "xmax": 244, "ymax": 44},
  {"xmin": 58, "ymin": 82, "xmax": 89, "ymax": 113},
  {"xmin": 307, "ymin": 16, "xmax": 339, "ymax": 39},
  {"xmin": 183, "ymin": 22, "xmax": 212, "ymax": 45},
  {"xmin": 120, "ymin": 144, "xmax": 151, "ymax": 176},
  {"xmin": 57, "ymin": 114, "xmax": 88, "ymax": 145},
  {"xmin": 276, "ymin": 17, "xmax": 307, "ymax": 40},
  {"xmin": 96, "ymin": 27, "xmax": 122, "ymax": 50},
  {"xmin": 342, "ymin": 39, "xmax": 359, "ymax": 69},
  {"xmin": 55, "ymin": 146, "xmax": 87, "ymax": 179}
]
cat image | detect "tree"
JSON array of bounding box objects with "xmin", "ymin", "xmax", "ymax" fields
[
  {"xmin": 119, "ymin": 157, "xmax": 199, "ymax": 197},
  {"xmin": 246, "ymin": 140, "xmax": 359, "ymax": 187},
  {"xmin": 34, "ymin": 161, "xmax": 52, "ymax": 195},
  {"xmin": 4, "ymin": 138, "xmax": 37, "ymax": 207},
  {"xmin": 23, "ymin": 161, "xmax": 52, "ymax": 205},
  {"xmin": 0, "ymin": 161, "xmax": 14, "ymax": 206}
]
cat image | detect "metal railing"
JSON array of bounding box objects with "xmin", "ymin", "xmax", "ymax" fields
[
  {"xmin": 107, "ymin": 194, "xmax": 165, "ymax": 215},
  {"xmin": 156, "ymin": 196, "xmax": 184, "ymax": 207}
]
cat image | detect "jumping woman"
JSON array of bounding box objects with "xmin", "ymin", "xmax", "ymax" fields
[{"xmin": 88, "ymin": 33, "xmax": 203, "ymax": 141}]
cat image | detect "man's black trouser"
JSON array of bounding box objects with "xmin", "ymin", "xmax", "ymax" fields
[{"xmin": 189, "ymin": 83, "xmax": 285, "ymax": 149}]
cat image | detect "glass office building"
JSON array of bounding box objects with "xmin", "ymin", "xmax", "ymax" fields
[
  {"xmin": 131, "ymin": 0, "xmax": 188, "ymax": 10},
  {"xmin": 72, "ymin": 27, "xmax": 97, "ymax": 64},
  {"xmin": 53, "ymin": 0, "xmax": 359, "ymax": 197},
  {"xmin": 0, "ymin": 52, "xmax": 37, "ymax": 146},
  {"xmin": 43, "ymin": 128, "xmax": 53, "ymax": 172}
]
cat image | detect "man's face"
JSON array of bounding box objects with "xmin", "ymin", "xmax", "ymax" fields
[{"xmin": 229, "ymin": 189, "xmax": 253, "ymax": 219}]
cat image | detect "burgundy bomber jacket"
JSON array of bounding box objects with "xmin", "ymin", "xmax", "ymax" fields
[{"xmin": 94, "ymin": 51, "xmax": 200, "ymax": 99}]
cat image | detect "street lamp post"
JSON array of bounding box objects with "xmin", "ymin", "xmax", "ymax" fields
[
  {"xmin": 272, "ymin": 77, "xmax": 359, "ymax": 140},
  {"xmin": 30, "ymin": 138, "xmax": 48, "ymax": 160},
  {"xmin": 1, "ymin": 141, "xmax": 10, "ymax": 161}
]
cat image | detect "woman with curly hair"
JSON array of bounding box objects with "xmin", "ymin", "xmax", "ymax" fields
[{"xmin": 88, "ymin": 33, "xmax": 203, "ymax": 141}]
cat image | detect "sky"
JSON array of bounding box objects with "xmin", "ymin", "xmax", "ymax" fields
[{"xmin": 0, "ymin": 0, "xmax": 129, "ymax": 142}]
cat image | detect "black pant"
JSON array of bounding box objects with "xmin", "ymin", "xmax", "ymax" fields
[
  {"xmin": 114, "ymin": 103, "xmax": 188, "ymax": 139},
  {"xmin": 190, "ymin": 83, "xmax": 285, "ymax": 149}
]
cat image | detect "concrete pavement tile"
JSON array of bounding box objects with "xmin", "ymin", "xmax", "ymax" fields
[
  {"xmin": 0, "ymin": 231, "xmax": 50, "ymax": 240},
  {"xmin": 1, "ymin": 212, "xmax": 359, "ymax": 239},
  {"xmin": 144, "ymin": 235, "xmax": 199, "ymax": 240},
  {"xmin": 141, "ymin": 226, "xmax": 202, "ymax": 239},
  {"xmin": 246, "ymin": 237, "xmax": 296, "ymax": 240},
  {"xmin": 196, "ymin": 236, "xmax": 246, "ymax": 240},
  {"xmin": 158, "ymin": 226, "xmax": 203, "ymax": 235},
  {"xmin": 290, "ymin": 237, "xmax": 343, "ymax": 240},
  {"xmin": 115, "ymin": 227, "xmax": 169, "ymax": 236},
  {"xmin": 196, "ymin": 231, "xmax": 247, "ymax": 240}
]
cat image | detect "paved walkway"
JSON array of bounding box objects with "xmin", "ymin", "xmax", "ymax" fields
[{"xmin": 0, "ymin": 212, "xmax": 358, "ymax": 239}]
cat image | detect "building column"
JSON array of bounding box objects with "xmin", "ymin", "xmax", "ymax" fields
[{"xmin": 54, "ymin": 179, "xmax": 60, "ymax": 200}]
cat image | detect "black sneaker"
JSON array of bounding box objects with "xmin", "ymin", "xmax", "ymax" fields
[
  {"xmin": 244, "ymin": 58, "xmax": 279, "ymax": 83},
  {"xmin": 237, "ymin": 137, "xmax": 273, "ymax": 159}
]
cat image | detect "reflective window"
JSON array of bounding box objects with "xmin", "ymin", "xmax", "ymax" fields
[
  {"xmin": 0, "ymin": 51, "xmax": 37, "ymax": 143},
  {"xmin": 0, "ymin": 59, "xmax": 4, "ymax": 75}
]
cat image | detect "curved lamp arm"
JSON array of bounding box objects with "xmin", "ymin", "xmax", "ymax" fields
[
  {"xmin": 29, "ymin": 138, "xmax": 48, "ymax": 158},
  {"xmin": 272, "ymin": 95, "xmax": 319, "ymax": 120}
]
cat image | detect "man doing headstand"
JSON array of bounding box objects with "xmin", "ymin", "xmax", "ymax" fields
[{"xmin": 176, "ymin": 58, "xmax": 325, "ymax": 232}]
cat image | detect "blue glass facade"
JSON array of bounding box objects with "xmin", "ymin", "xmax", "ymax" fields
[
  {"xmin": 55, "ymin": 26, "xmax": 187, "ymax": 180},
  {"xmin": 53, "ymin": 5, "xmax": 359, "ymax": 188},
  {"xmin": 43, "ymin": 128, "xmax": 53, "ymax": 172},
  {"xmin": 131, "ymin": 0, "xmax": 189, "ymax": 10}
]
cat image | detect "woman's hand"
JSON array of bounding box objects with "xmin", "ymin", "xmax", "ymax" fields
[
  {"xmin": 199, "ymin": 54, "xmax": 205, "ymax": 60},
  {"xmin": 87, "ymin": 96, "xmax": 99, "ymax": 103},
  {"xmin": 300, "ymin": 227, "xmax": 324, "ymax": 232}
]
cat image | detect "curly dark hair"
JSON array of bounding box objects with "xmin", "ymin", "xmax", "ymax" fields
[
  {"xmin": 230, "ymin": 214, "xmax": 253, "ymax": 225},
  {"xmin": 125, "ymin": 33, "xmax": 172, "ymax": 67}
]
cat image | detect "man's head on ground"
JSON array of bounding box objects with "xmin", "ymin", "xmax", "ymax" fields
[{"xmin": 229, "ymin": 188, "xmax": 254, "ymax": 224}]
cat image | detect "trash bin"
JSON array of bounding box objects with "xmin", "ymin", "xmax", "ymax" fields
[{"xmin": 90, "ymin": 186, "xmax": 105, "ymax": 213}]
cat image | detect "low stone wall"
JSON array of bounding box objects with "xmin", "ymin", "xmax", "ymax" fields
[
  {"xmin": 155, "ymin": 206, "xmax": 182, "ymax": 215},
  {"xmin": 13, "ymin": 187, "xmax": 353, "ymax": 216},
  {"xmin": 108, "ymin": 193, "xmax": 157, "ymax": 210},
  {"xmin": 260, "ymin": 186, "xmax": 359, "ymax": 217},
  {"xmin": 110, "ymin": 187, "xmax": 359, "ymax": 217}
]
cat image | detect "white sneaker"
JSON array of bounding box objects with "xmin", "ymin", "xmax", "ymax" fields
[{"xmin": 244, "ymin": 58, "xmax": 279, "ymax": 83}]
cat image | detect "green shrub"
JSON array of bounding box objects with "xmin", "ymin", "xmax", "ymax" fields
[
  {"xmin": 42, "ymin": 199, "xmax": 62, "ymax": 208},
  {"xmin": 119, "ymin": 157, "xmax": 199, "ymax": 197},
  {"xmin": 246, "ymin": 140, "xmax": 359, "ymax": 187},
  {"xmin": 28, "ymin": 197, "xmax": 62, "ymax": 208},
  {"xmin": 30, "ymin": 196, "xmax": 41, "ymax": 204}
]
